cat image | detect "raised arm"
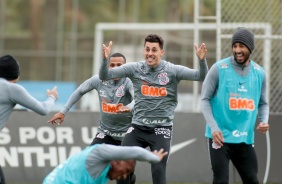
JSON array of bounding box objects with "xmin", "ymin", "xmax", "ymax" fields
[{"xmin": 174, "ymin": 43, "xmax": 208, "ymax": 81}]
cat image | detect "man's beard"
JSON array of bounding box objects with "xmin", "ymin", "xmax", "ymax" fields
[{"xmin": 234, "ymin": 54, "xmax": 250, "ymax": 65}]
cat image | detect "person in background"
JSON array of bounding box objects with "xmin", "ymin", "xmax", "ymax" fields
[
  {"xmin": 0, "ymin": 55, "xmax": 58, "ymax": 184},
  {"xmin": 43, "ymin": 144, "xmax": 168, "ymax": 184},
  {"xmin": 48, "ymin": 52, "xmax": 134, "ymax": 145},
  {"xmin": 48, "ymin": 52, "xmax": 134, "ymax": 183},
  {"xmin": 201, "ymin": 27, "xmax": 269, "ymax": 184},
  {"xmin": 99, "ymin": 34, "xmax": 208, "ymax": 184}
]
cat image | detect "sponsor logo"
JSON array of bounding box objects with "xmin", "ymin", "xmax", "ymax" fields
[
  {"xmin": 232, "ymin": 130, "xmax": 248, "ymax": 137},
  {"xmin": 116, "ymin": 84, "xmax": 125, "ymax": 97},
  {"xmin": 142, "ymin": 118, "xmax": 168, "ymax": 125},
  {"xmin": 154, "ymin": 127, "xmax": 171, "ymax": 138},
  {"xmin": 103, "ymin": 130, "xmax": 125, "ymax": 138},
  {"xmin": 126, "ymin": 127, "xmax": 134, "ymax": 134},
  {"xmin": 102, "ymin": 81, "xmax": 109, "ymax": 85},
  {"xmin": 140, "ymin": 65, "xmax": 147, "ymax": 74},
  {"xmin": 140, "ymin": 75, "xmax": 146, "ymax": 80},
  {"xmin": 158, "ymin": 72, "xmax": 169, "ymax": 85},
  {"xmin": 96, "ymin": 133, "xmax": 105, "ymax": 139},
  {"xmin": 239, "ymin": 82, "xmax": 246, "ymax": 86},
  {"xmin": 99, "ymin": 90, "xmax": 107, "ymax": 98},
  {"xmin": 220, "ymin": 62, "xmax": 228, "ymax": 68},
  {"xmin": 141, "ymin": 85, "xmax": 167, "ymax": 97},
  {"xmin": 238, "ymin": 85, "xmax": 248, "ymax": 92},
  {"xmin": 229, "ymin": 97, "xmax": 255, "ymax": 110},
  {"xmin": 254, "ymin": 64, "xmax": 261, "ymax": 70},
  {"xmin": 102, "ymin": 102, "xmax": 124, "ymax": 113},
  {"xmin": 212, "ymin": 142, "xmax": 221, "ymax": 149},
  {"xmin": 230, "ymin": 93, "xmax": 240, "ymax": 97},
  {"xmin": 101, "ymin": 98, "xmax": 110, "ymax": 103},
  {"xmin": 141, "ymin": 80, "xmax": 150, "ymax": 85}
]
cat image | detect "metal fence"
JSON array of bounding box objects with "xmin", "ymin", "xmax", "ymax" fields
[
  {"xmin": 92, "ymin": 0, "xmax": 282, "ymax": 113},
  {"xmin": 0, "ymin": 0, "xmax": 281, "ymax": 113},
  {"xmin": 220, "ymin": 0, "xmax": 282, "ymax": 114}
]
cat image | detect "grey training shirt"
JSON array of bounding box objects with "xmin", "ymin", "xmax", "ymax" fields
[
  {"xmin": 0, "ymin": 78, "xmax": 56, "ymax": 130},
  {"xmin": 60, "ymin": 75, "xmax": 134, "ymax": 141},
  {"xmin": 100, "ymin": 59, "xmax": 208, "ymax": 127}
]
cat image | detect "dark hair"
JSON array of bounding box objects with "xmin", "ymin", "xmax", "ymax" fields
[
  {"xmin": 109, "ymin": 53, "xmax": 126, "ymax": 63},
  {"xmin": 144, "ymin": 34, "xmax": 164, "ymax": 49},
  {"xmin": 0, "ymin": 55, "xmax": 20, "ymax": 80}
]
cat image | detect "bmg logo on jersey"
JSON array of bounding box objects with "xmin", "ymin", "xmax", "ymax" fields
[
  {"xmin": 141, "ymin": 85, "xmax": 167, "ymax": 97},
  {"xmin": 229, "ymin": 97, "xmax": 255, "ymax": 111},
  {"xmin": 102, "ymin": 102, "xmax": 123, "ymax": 113},
  {"xmin": 154, "ymin": 127, "xmax": 171, "ymax": 138}
]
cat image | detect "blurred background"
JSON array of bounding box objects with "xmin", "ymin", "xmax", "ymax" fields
[
  {"xmin": 1, "ymin": 0, "xmax": 281, "ymax": 113},
  {"xmin": 1, "ymin": 1, "xmax": 282, "ymax": 183}
]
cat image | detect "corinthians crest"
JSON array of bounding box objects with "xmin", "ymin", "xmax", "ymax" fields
[
  {"xmin": 116, "ymin": 84, "xmax": 125, "ymax": 97},
  {"xmin": 158, "ymin": 72, "xmax": 169, "ymax": 85}
]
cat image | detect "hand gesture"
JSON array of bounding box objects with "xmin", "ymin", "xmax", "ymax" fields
[
  {"xmin": 48, "ymin": 112, "xmax": 65, "ymax": 125},
  {"xmin": 116, "ymin": 106, "xmax": 131, "ymax": 113},
  {"xmin": 102, "ymin": 41, "xmax": 112, "ymax": 59},
  {"xmin": 47, "ymin": 86, "xmax": 58, "ymax": 101},
  {"xmin": 194, "ymin": 43, "xmax": 207, "ymax": 61},
  {"xmin": 256, "ymin": 122, "xmax": 269, "ymax": 134},
  {"xmin": 212, "ymin": 131, "xmax": 224, "ymax": 146},
  {"xmin": 152, "ymin": 148, "xmax": 168, "ymax": 161}
]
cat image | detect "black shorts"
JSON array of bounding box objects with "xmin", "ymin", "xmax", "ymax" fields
[
  {"xmin": 90, "ymin": 132, "xmax": 122, "ymax": 146},
  {"xmin": 121, "ymin": 124, "xmax": 172, "ymax": 153}
]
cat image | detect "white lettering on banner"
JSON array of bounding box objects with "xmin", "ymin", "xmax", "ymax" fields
[
  {"xmin": 0, "ymin": 126, "xmax": 98, "ymax": 168},
  {"xmin": 0, "ymin": 147, "xmax": 19, "ymax": 167},
  {"xmin": 58, "ymin": 147, "xmax": 68, "ymax": 163},
  {"xmin": 35, "ymin": 147, "xmax": 57, "ymax": 167},
  {"xmin": 37, "ymin": 127, "xmax": 56, "ymax": 144},
  {"xmin": 81, "ymin": 127, "xmax": 98, "ymax": 144},
  {"xmin": 0, "ymin": 146, "xmax": 82, "ymax": 167},
  {"xmin": 57, "ymin": 127, "xmax": 74, "ymax": 144},
  {"xmin": 0, "ymin": 128, "xmax": 11, "ymax": 144},
  {"xmin": 19, "ymin": 127, "xmax": 74, "ymax": 145},
  {"xmin": 20, "ymin": 127, "xmax": 36, "ymax": 144}
]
